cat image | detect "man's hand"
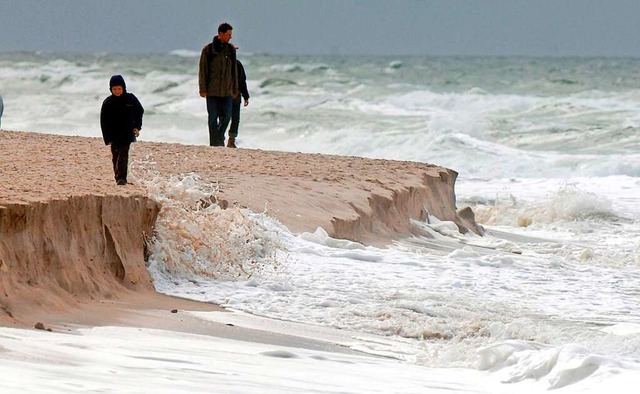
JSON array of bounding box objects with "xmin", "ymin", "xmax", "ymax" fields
[
  {"xmin": 199, "ymin": 92, "xmax": 207, "ymax": 98},
  {"xmin": 133, "ymin": 128, "xmax": 140, "ymax": 138},
  {"xmin": 243, "ymin": 98, "xmax": 249, "ymax": 107}
]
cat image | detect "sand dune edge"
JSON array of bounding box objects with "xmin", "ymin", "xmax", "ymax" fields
[{"xmin": 0, "ymin": 130, "xmax": 480, "ymax": 327}]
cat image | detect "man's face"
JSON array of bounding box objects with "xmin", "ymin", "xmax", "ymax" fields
[
  {"xmin": 112, "ymin": 86, "xmax": 124, "ymax": 96},
  {"xmin": 219, "ymin": 29, "xmax": 233, "ymax": 43}
]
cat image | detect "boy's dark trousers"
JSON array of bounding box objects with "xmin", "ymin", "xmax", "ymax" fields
[{"xmin": 111, "ymin": 142, "xmax": 131, "ymax": 182}]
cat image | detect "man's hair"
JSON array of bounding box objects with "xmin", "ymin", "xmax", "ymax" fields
[{"xmin": 218, "ymin": 23, "xmax": 233, "ymax": 33}]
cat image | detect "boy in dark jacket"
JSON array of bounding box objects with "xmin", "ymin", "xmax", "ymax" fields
[{"xmin": 100, "ymin": 75, "xmax": 144, "ymax": 185}]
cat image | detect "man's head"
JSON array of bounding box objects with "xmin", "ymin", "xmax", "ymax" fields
[{"xmin": 217, "ymin": 22, "xmax": 233, "ymax": 43}]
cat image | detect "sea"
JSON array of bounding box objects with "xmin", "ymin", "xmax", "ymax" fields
[{"xmin": 1, "ymin": 51, "xmax": 640, "ymax": 391}]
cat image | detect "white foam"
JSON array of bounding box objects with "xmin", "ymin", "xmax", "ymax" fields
[
  {"xmin": 0, "ymin": 325, "xmax": 523, "ymax": 393},
  {"xmin": 131, "ymin": 163, "xmax": 284, "ymax": 282},
  {"xmin": 478, "ymin": 341, "xmax": 640, "ymax": 390}
]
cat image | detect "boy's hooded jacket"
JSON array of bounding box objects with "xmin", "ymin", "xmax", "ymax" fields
[{"xmin": 100, "ymin": 75, "xmax": 144, "ymax": 145}]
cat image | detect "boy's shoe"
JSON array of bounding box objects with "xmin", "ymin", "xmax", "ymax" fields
[
  {"xmin": 116, "ymin": 179, "xmax": 127, "ymax": 185},
  {"xmin": 227, "ymin": 137, "xmax": 237, "ymax": 148}
]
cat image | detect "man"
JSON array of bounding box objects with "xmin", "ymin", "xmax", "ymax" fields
[
  {"xmin": 199, "ymin": 22, "xmax": 238, "ymax": 147},
  {"xmin": 227, "ymin": 59, "xmax": 249, "ymax": 148}
]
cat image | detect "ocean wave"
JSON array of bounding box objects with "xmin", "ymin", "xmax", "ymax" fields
[
  {"xmin": 478, "ymin": 340, "xmax": 640, "ymax": 390},
  {"xmin": 472, "ymin": 187, "xmax": 618, "ymax": 227},
  {"xmin": 3, "ymin": 52, "xmax": 640, "ymax": 181},
  {"xmin": 167, "ymin": 49, "xmax": 200, "ymax": 58},
  {"xmin": 130, "ymin": 164, "xmax": 284, "ymax": 282},
  {"xmin": 265, "ymin": 63, "xmax": 330, "ymax": 73},
  {"xmin": 259, "ymin": 78, "xmax": 299, "ymax": 88},
  {"xmin": 152, "ymin": 81, "xmax": 180, "ymax": 94}
]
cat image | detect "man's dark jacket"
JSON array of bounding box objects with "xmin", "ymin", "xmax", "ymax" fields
[{"xmin": 199, "ymin": 36, "xmax": 238, "ymax": 97}]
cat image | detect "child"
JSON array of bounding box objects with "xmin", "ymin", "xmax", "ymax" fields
[{"xmin": 100, "ymin": 75, "xmax": 144, "ymax": 185}]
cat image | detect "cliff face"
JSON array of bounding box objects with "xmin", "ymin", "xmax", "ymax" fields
[
  {"xmin": 0, "ymin": 195, "xmax": 159, "ymax": 322},
  {"xmin": 330, "ymin": 168, "xmax": 477, "ymax": 244},
  {"xmin": 0, "ymin": 130, "xmax": 481, "ymax": 325}
]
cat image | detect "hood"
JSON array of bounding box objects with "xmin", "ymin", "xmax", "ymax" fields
[{"xmin": 109, "ymin": 75, "xmax": 127, "ymax": 93}]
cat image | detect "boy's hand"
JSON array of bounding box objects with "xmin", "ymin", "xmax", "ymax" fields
[{"xmin": 134, "ymin": 128, "xmax": 140, "ymax": 138}]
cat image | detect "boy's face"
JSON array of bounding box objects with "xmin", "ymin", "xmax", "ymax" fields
[{"xmin": 112, "ymin": 86, "xmax": 124, "ymax": 96}]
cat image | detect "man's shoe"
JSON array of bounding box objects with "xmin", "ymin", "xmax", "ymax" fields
[
  {"xmin": 227, "ymin": 137, "xmax": 237, "ymax": 148},
  {"xmin": 116, "ymin": 179, "xmax": 127, "ymax": 185}
]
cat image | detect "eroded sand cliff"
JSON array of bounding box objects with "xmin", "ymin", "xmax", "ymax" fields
[{"xmin": 0, "ymin": 131, "xmax": 479, "ymax": 325}]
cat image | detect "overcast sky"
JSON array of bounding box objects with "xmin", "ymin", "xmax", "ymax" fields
[{"xmin": 1, "ymin": 0, "xmax": 640, "ymax": 57}]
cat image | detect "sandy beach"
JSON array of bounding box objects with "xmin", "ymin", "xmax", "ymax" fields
[{"xmin": 0, "ymin": 130, "xmax": 475, "ymax": 339}]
